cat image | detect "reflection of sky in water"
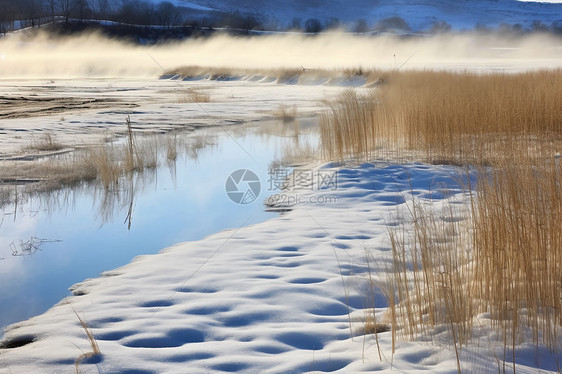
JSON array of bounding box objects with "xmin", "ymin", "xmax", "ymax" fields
[{"xmin": 0, "ymin": 122, "xmax": 317, "ymax": 334}]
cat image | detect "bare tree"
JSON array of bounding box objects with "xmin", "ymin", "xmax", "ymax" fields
[
  {"xmin": 156, "ymin": 1, "xmax": 180, "ymax": 28},
  {"xmin": 132, "ymin": 0, "xmax": 155, "ymax": 26},
  {"xmin": 74, "ymin": 0, "xmax": 90, "ymax": 21},
  {"xmin": 304, "ymin": 18, "xmax": 323, "ymax": 33},
  {"xmin": 531, "ymin": 20, "xmax": 549, "ymax": 32},
  {"xmin": 374, "ymin": 16, "xmax": 412, "ymax": 33},
  {"xmin": 88, "ymin": 0, "xmax": 109, "ymax": 22},
  {"xmin": 289, "ymin": 17, "xmax": 301, "ymax": 31},
  {"xmin": 117, "ymin": 0, "xmax": 155, "ymax": 26},
  {"xmin": 427, "ymin": 20, "xmax": 451, "ymax": 34},
  {"xmin": 552, "ymin": 21, "xmax": 562, "ymax": 34},
  {"xmin": 58, "ymin": 0, "xmax": 75, "ymax": 23},
  {"xmin": 353, "ymin": 18, "xmax": 369, "ymax": 33},
  {"xmin": 325, "ymin": 17, "xmax": 340, "ymax": 30},
  {"xmin": 241, "ymin": 14, "xmax": 261, "ymax": 32},
  {"xmin": 100, "ymin": 0, "xmax": 110, "ymax": 21},
  {"xmin": 21, "ymin": 0, "xmax": 44, "ymax": 28},
  {"xmin": 0, "ymin": 0, "xmax": 17, "ymax": 33},
  {"xmin": 46, "ymin": 0, "xmax": 57, "ymax": 21}
]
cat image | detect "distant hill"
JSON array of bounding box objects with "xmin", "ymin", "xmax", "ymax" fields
[
  {"xmin": 1, "ymin": 0, "xmax": 560, "ymax": 37},
  {"xmin": 160, "ymin": 0, "xmax": 562, "ymax": 31}
]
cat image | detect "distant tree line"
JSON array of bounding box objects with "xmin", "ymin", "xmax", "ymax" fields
[
  {"xmin": 0, "ymin": 0, "xmax": 201, "ymax": 33},
  {"xmin": 0, "ymin": 0, "xmax": 270, "ymax": 34},
  {"xmin": 1, "ymin": 0, "xmax": 562, "ymax": 36},
  {"xmin": 289, "ymin": 16, "xmax": 562, "ymax": 35}
]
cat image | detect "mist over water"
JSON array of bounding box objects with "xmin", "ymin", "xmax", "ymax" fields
[{"xmin": 0, "ymin": 31, "xmax": 561, "ymax": 79}]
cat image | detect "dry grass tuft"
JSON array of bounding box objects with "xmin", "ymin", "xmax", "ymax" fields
[
  {"xmin": 364, "ymin": 317, "xmax": 391, "ymax": 335},
  {"xmin": 276, "ymin": 140, "xmax": 318, "ymax": 167},
  {"xmin": 319, "ymin": 89, "xmax": 383, "ymax": 161},
  {"xmin": 276, "ymin": 104, "xmax": 298, "ymax": 123},
  {"xmin": 25, "ymin": 133, "xmax": 65, "ymax": 153},
  {"xmin": 85, "ymin": 146, "xmax": 120, "ymax": 190},
  {"xmin": 0, "ymin": 119, "xmax": 189, "ymax": 199},
  {"xmin": 0, "ymin": 129, "xmax": 214, "ymax": 208},
  {"xmin": 177, "ymin": 88, "xmax": 211, "ymax": 103},
  {"xmin": 166, "ymin": 136, "xmax": 178, "ymax": 161},
  {"xmin": 74, "ymin": 310, "xmax": 101, "ymax": 374},
  {"xmin": 0, "ymin": 187, "xmax": 13, "ymax": 208}
]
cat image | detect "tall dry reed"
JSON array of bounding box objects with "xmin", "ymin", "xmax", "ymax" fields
[
  {"xmin": 384, "ymin": 198, "xmax": 472, "ymax": 372},
  {"xmin": 320, "ymin": 70, "xmax": 562, "ymax": 165},
  {"xmin": 321, "ymin": 70, "xmax": 562, "ymax": 367},
  {"xmin": 471, "ymin": 159, "xmax": 561, "ymax": 351}
]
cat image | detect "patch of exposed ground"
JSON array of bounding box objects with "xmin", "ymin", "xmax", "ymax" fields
[{"xmin": 0, "ymin": 95, "xmax": 137, "ymax": 119}]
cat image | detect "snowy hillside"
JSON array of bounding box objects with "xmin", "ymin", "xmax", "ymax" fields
[{"xmin": 160, "ymin": 0, "xmax": 562, "ymax": 30}]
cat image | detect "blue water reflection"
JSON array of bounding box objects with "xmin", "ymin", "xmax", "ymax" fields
[{"xmin": 0, "ymin": 120, "xmax": 316, "ymax": 334}]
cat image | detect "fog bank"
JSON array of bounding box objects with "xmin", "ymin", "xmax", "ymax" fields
[{"xmin": 1, "ymin": 32, "xmax": 561, "ymax": 79}]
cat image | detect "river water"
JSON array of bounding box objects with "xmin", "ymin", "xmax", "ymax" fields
[{"xmin": 0, "ymin": 119, "xmax": 317, "ymax": 335}]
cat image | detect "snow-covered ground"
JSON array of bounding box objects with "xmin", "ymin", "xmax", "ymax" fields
[
  {"xmin": 0, "ymin": 78, "xmax": 340, "ymax": 159},
  {"xmin": 1, "ymin": 159, "xmax": 559, "ymax": 373},
  {"xmin": 0, "ymin": 161, "xmax": 481, "ymax": 373},
  {"xmin": 1, "ymin": 39, "xmax": 562, "ymax": 371}
]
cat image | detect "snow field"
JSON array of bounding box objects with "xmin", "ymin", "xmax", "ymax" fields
[{"xmin": 1, "ymin": 163, "xmax": 482, "ymax": 373}]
